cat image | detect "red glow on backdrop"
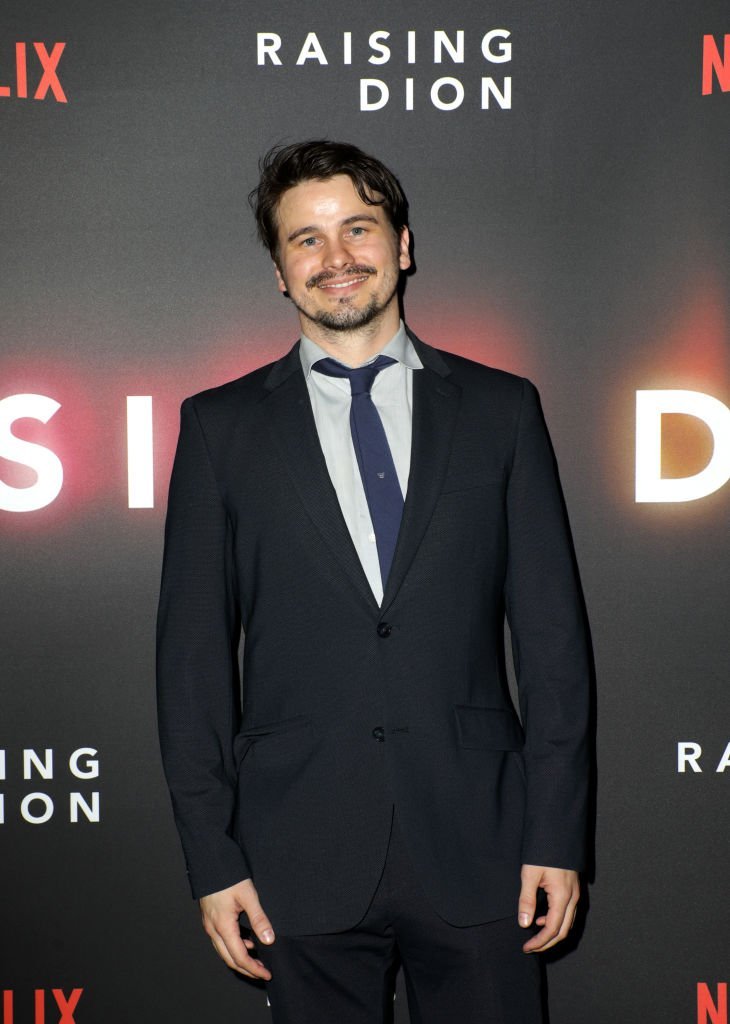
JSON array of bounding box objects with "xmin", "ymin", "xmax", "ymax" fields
[
  {"xmin": 637, "ymin": 269, "xmax": 729, "ymax": 484},
  {"xmin": 656, "ymin": 272, "xmax": 729, "ymax": 388},
  {"xmin": 630, "ymin": 269, "xmax": 730, "ymax": 392},
  {"xmin": 120, "ymin": 329, "xmax": 292, "ymax": 511},
  {"xmin": 1, "ymin": 312, "xmax": 531, "ymax": 530},
  {"xmin": 408, "ymin": 299, "xmax": 532, "ymax": 378},
  {"xmin": 603, "ymin": 266, "xmax": 730, "ymax": 514}
]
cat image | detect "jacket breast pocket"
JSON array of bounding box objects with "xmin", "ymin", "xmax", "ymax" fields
[
  {"xmin": 439, "ymin": 472, "xmax": 502, "ymax": 496},
  {"xmin": 453, "ymin": 705, "xmax": 524, "ymax": 751}
]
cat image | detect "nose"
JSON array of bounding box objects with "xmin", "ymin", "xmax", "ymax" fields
[{"xmin": 321, "ymin": 235, "xmax": 353, "ymax": 270}]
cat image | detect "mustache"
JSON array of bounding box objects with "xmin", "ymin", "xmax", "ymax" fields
[{"xmin": 306, "ymin": 265, "xmax": 377, "ymax": 289}]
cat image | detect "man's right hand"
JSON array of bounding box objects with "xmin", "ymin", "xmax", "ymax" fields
[{"xmin": 200, "ymin": 878, "xmax": 275, "ymax": 980}]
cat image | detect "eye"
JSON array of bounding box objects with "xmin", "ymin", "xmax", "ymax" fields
[
  {"xmin": 349, "ymin": 226, "xmax": 366, "ymax": 237},
  {"xmin": 300, "ymin": 236, "xmax": 318, "ymax": 247}
]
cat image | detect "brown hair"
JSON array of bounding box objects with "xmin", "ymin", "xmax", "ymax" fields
[{"xmin": 249, "ymin": 140, "xmax": 409, "ymax": 264}]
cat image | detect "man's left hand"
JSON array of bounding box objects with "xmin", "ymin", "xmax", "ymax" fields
[{"xmin": 518, "ymin": 864, "xmax": 579, "ymax": 953}]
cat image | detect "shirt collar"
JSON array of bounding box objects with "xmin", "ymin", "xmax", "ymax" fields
[{"xmin": 299, "ymin": 320, "xmax": 423, "ymax": 378}]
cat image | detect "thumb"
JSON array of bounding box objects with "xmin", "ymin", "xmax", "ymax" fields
[
  {"xmin": 518, "ymin": 873, "xmax": 539, "ymax": 928},
  {"xmin": 245, "ymin": 891, "xmax": 276, "ymax": 945}
]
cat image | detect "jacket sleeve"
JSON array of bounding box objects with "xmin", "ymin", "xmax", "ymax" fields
[
  {"xmin": 156, "ymin": 396, "xmax": 250, "ymax": 898},
  {"xmin": 504, "ymin": 378, "xmax": 591, "ymax": 871}
]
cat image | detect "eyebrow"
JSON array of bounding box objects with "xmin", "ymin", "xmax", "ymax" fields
[{"xmin": 287, "ymin": 214, "xmax": 380, "ymax": 244}]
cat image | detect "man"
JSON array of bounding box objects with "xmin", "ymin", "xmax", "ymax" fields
[{"xmin": 157, "ymin": 140, "xmax": 590, "ymax": 1023}]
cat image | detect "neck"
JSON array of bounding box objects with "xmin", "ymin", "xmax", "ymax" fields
[{"xmin": 299, "ymin": 305, "xmax": 401, "ymax": 365}]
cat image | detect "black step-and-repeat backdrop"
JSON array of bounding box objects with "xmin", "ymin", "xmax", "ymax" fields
[{"xmin": 2, "ymin": 2, "xmax": 728, "ymax": 1021}]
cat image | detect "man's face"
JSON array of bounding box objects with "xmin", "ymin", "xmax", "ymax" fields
[{"xmin": 273, "ymin": 175, "xmax": 410, "ymax": 335}]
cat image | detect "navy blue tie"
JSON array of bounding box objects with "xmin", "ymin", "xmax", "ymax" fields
[{"xmin": 313, "ymin": 355, "xmax": 404, "ymax": 586}]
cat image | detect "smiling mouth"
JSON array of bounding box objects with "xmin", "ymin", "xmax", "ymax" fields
[
  {"xmin": 307, "ymin": 266, "xmax": 376, "ymax": 291},
  {"xmin": 318, "ymin": 276, "xmax": 370, "ymax": 290}
]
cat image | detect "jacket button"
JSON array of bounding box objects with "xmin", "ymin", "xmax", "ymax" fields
[
  {"xmin": 376, "ymin": 622, "xmax": 392, "ymax": 638},
  {"xmin": 372, "ymin": 726, "xmax": 385, "ymax": 741}
]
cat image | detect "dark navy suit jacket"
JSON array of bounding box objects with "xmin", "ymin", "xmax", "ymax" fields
[{"xmin": 156, "ymin": 331, "xmax": 591, "ymax": 933}]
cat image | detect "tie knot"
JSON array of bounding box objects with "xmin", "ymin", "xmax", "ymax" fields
[{"xmin": 313, "ymin": 354, "xmax": 397, "ymax": 396}]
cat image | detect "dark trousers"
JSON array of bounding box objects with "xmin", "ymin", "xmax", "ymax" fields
[{"xmin": 258, "ymin": 810, "xmax": 543, "ymax": 1024}]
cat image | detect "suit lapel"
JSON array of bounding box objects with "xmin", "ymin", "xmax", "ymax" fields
[
  {"xmin": 262, "ymin": 343, "xmax": 380, "ymax": 613},
  {"xmin": 262, "ymin": 335, "xmax": 461, "ymax": 615},
  {"xmin": 381, "ymin": 334, "xmax": 461, "ymax": 612}
]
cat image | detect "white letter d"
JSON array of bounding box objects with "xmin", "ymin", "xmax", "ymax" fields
[{"xmin": 635, "ymin": 389, "xmax": 730, "ymax": 502}]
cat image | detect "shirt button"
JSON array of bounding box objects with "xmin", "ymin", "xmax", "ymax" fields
[
  {"xmin": 372, "ymin": 726, "xmax": 385, "ymax": 742},
  {"xmin": 376, "ymin": 622, "xmax": 392, "ymax": 638},
  {"xmin": 368, "ymin": 531, "xmax": 376, "ymax": 543}
]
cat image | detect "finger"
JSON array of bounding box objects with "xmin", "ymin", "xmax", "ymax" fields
[
  {"xmin": 220, "ymin": 918, "xmax": 273, "ymax": 979},
  {"xmin": 522, "ymin": 896, "xmax": 578, "ymax": 953},
  {"xmin": 522, "ymin": 917, "xmax": 560, "ymax": 953},
  {"xmin": 517, "ymin": 875, "xmax": 539, "ymax": 928},
  {"xmin": 203, "ymin": 912, "xmax": 273, "ymax": 980},
  {"xmin": 539, "ymin": 900, "xmax": 577, "ymax": 951},
  {"xmin": 246, "ymin": 898, "xmax": 276, "ymax": 946},
  {"xmin": 207, "ymin": 933, "xmax": 264, "ymax": 978},
  {"xmin": 212, "ymin": 926, "xmax": 272, "ymax": 980}
]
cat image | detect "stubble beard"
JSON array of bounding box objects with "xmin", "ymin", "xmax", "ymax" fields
[
  {"xmin": 298, "ymin": 293, "xmax": 385, "ymax": 332},
  {"xmin": 288, "ymin": 264, "xmax": 400, "ymax": 334}
]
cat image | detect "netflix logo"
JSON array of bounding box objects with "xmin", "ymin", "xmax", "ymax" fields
[
  {"xmin": 2, "ymin": 990, "xmax": 82, "ymax": 1024},
  {"xmin": 698, "ymin": 983, "xmax": 727, "ymax": 1024},
  {"xmin": 702, "ymin": 35, "xmax": 729, "ymax": 95},
  {"xmin": 0, "ymin": 43, "xmax": 67, "ymax": 103}
]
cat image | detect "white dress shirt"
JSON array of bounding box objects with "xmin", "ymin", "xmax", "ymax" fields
[{"xmin": 299, "ymin": 322, "xmax": 423, "ymax": 604}]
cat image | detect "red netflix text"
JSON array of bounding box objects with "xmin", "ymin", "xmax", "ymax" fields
[
  {"xmin": 698, "ymin": 983, "xmax": 728, "ymax": 1024},
  {"xmin": 0, "ymin": 43, "xmax": 67, "ymax": 103},
  {"xmin": 702, "ymin": 34, "xmax": 730, "ymax": 95},
  {"xmin": 2, "ymin": 990, "xmax": 82, "ymax": 1024}
]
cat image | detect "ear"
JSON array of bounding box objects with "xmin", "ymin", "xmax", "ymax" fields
[
  {"xmin": 398, "ymin": 227, "xmax": 411, "ymax": 271},
  {"xmin": 274, "ymin": 261, "xmax": 288, "ymax": 295}
]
